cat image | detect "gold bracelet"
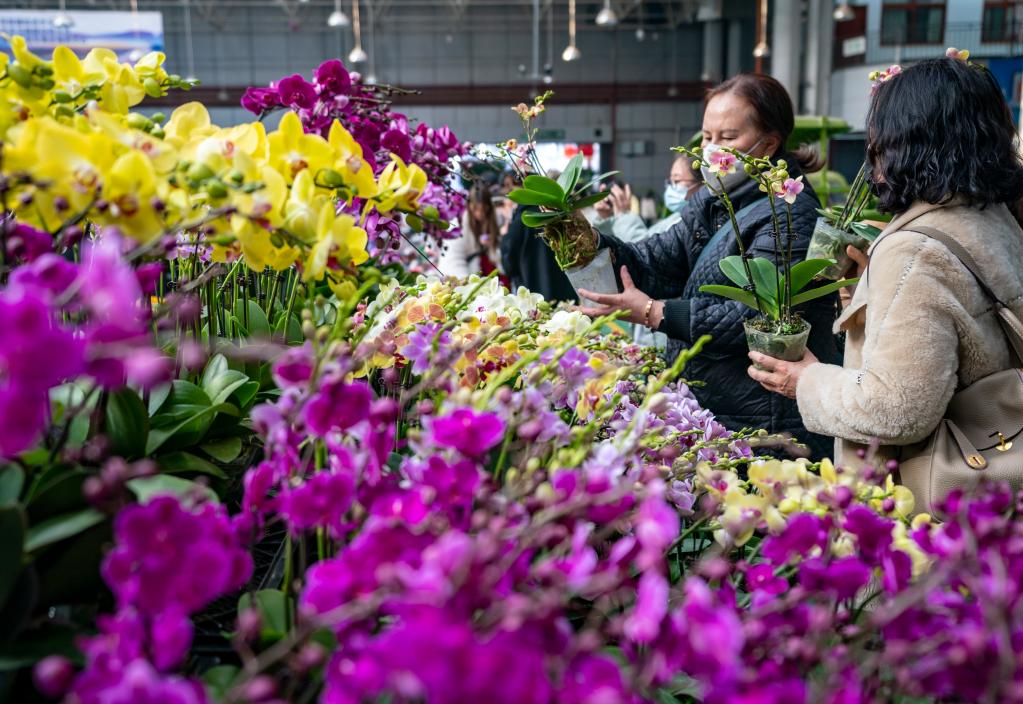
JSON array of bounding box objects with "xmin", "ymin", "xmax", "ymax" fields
[{"xmin": 643, "ymin": 299, "xmax": 655, "ymax": 327}]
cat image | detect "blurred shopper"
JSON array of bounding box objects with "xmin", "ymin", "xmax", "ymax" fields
[
  {"xmin": 438, "ymin": 184, "xmax": 504, "ymax": 282},
  {"xmin": 594, "ymin": 156, "xmax": 702, "ymax": 242}
]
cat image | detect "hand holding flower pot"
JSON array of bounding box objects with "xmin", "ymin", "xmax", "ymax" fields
[{"xmin": 809, "ymin": 163, "xmax": 883, "ymax": 279}]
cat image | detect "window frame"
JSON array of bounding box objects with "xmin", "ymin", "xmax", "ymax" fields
[
  {"xmin": 880, "ymin": 1, "xmax": 947, "ymax": 46},
  {"xmin": 982, "ymin": 1, "xmax": 1023, "ymax": 43}
]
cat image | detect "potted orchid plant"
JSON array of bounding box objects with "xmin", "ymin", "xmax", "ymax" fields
[
  {"xmin": 489, "ymin": 92, "xmax": 619, "ymax": 304},
  {"xmin": 807, "ymin": 162, "xmax": 882, "ymax": 280},
  {"xmin": 675, "ymin": 145, "xmax": 858, "ymax": 362}
]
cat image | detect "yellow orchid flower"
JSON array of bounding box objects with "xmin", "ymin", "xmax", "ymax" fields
[
  {"xmin": 267, "ymin": 111, "xmax": 331, "ymax": 184},
  {"xmin": 282, "ymin": 169, "xmax": 326, "ymax": 242},
  {"xmin": 227, "ymin": 216, "xmax": 301, "ymax": 272},
  {"xmin": 302, "ymin": 207, "xmax": 368, "ymax": 282},
  {"xmin": 99, "ymin": 150, "xmax": 166, "ymax": 241},
  {"xmin": 163, "ymin": 102, "xmax": 218, "ymax": 150},
  {"xmin": 8, "ymin": 35, "xmax": 46, "ymax": 71},
  {"xmin": 82, "ymin": 48, "xmax": 145, "ymax": 113},
  {"xmin": 327, "ymin": 120, "xmax": 376, "ymax": 198},
  {"xmin": 133, "ymin": 51, "xmax": 169, "ymax": 97},
  {"xmin": 51, "ymin": 46, "xmax": 104, "ymax": 101},
  {"xmin": 375, "ymin": 155, "xmax": 427, "ymax": 212}
]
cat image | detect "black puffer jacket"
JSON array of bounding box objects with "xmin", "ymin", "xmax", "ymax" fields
[{"xmin": 601, "ymin": 157, "xmax": 841, "ymax": 458}]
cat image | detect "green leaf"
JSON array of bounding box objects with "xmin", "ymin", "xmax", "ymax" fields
[
  {"xmin": 146, "ymin": 402, "xmax": 237, "ymax": 454},
  {"xmin": 787, "ymin": 258, "xmax": 834, "ymax": 296},
  {"xmin": 520, "ymin": 211, "xmax": 564, "ymax": 228},
  {"xmin": 523, "ymin": 174, "xmax": 566, "ymax": 203},
  {"xmin": 147, "ymin": 383, "xmax": 173, "ymax": 416},
  {"xmin": 568, "ymin": 191, "xmax": 611, "ymax": 211},
  {"xmin": 698, "ymin": 284, "xmax": 759, "ymax": 311},
  {"xmin": 748, "ymin": 257, "xmax": 781, "ymax": 306},
  {"xmin": 202, "ymin": 355, "xmax": 251, "ymax": 406},
  {"xmin": 158, "ymin": 451, "xmax": 228, "ymax": 478},
  {"xmin": 200, "ymin": 437, "xmax": 243, "ymax": 464},
  {"xmin": 203, "ymin": 665, "xmax": 240, "ymax": 701},
  {"xmin": 127, "ymin": 475, "xmax": 218, "ymax": 504},
  {"xmin": 0, "ymin": 466, "xmax": 24, "ymax": 505},
  {"xmin": 556, "ymin": 154, "xmax": 583, "ymax": 195},
  {"xmin": 104, "ymin": 388, "xmax": 149, "ymax": 459},
  {"xmin": 231, "ymin": 381, "xmax": 261, "ymax": 410},
  {"xmin": 507, "ymin": 187, "xmax": 566, "ymax": 209},
  {"xmin": 790, "ymin": 277, "xmax": 859, "ymax": 307},
  {"xmin": 157, "ymin": 380, "xmax": 212, "ymax": 418},
  {"xmin": 718, "ymin": 256, "xmax": 750, "ymax": 287},
  {"xmin": 0, "ymin": 506, "xmax": 25, "ymax": 609},
  {"xmin": 49, "ymin": 382, "xmax": 96, "ymax": 448},
  {"xmin": 233, "ymin": 299, "xmax": 271, "ymax": 338},
  {"xmin": 573, "ymin": 170, "xmax": 620, "ymax": 197},
  {"xmin": 24, "ymin": 508, "xmax": 104, "ymax": 553},
  {"xmin": 850, "ymin": 221, "xmax": 882, "ymax": 242},
  {"xmin": 238, "ymin": 589, "xmax": 288, "ymax": 642}
]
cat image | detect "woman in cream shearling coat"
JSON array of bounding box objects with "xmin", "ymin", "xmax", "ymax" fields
[{"xmin": 749, "ymin": 57, "xmax": 1023, "ymax": 483}]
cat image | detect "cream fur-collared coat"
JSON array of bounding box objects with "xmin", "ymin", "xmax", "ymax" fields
[{"xmin": 796, "ymin": 199, "xmax": 1023, "ymax": 470}]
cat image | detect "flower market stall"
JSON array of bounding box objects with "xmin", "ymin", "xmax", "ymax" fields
[{"xmin": 1, "ymin": 39, "xmax": 1022, "ymax": 704}]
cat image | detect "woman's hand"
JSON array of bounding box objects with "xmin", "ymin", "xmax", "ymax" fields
[
  {"xmin": 840, "ymin": 245, "xmax": 870, "ymax": 308},
  {"xmin": 578, "ymin": 266, "xmax": 663, "ymax": 327},
  {"xmin": 609, "ymin": 184, "xmax": 632, "ymax": 216},
  {"xmin": 746, "ymin": 349, "xmax": 819, "ymax": 399},
  {"xmin": 593, "ymin": 185, "xmax": 614, "ymax": 220}
]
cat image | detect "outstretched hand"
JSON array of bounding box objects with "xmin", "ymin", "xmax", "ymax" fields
[
  {"xmin": 578, "ymin": 266, "xmax": 664, "ymax": 328},
  {"xmin": 747, "ymin": 349, "xmax": 819, "ymax": 399}
]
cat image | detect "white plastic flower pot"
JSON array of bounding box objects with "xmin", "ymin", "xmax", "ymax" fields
[
  {"xmin": 744, "ymin": 317, "xmax": 811, "ymax": 366},
  {"xmin": 564, "ymin": 248, "xmax": 619, "ymax": 307}
]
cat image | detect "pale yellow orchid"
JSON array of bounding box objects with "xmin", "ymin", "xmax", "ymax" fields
[
  {"xmin": 375, "ymin": 155, "xmax": 427, "ymax": 212},
  {"xmin": 267, "ymin": 111, "xmax": 332, "ymax": 183},
  {"xmin": 99, "ymin": 150, "xmax": 166, "ymax": 241},
  {"xmin": 82, "ymin": 48, "xmax": 145, "ymax": 114},
  {"xmin": 302, "ymin": 207, "xmax": 368, "ymax": 282},
  {"xmin": 163, "ymin": 102, "xmax": 218, "ymax": 150},
  {"xmin": 327, "ymin": 120, "xmax": 376, "ymax": 198},
  {"xmin": 51, "ymin": 46, "xmax": 104, "ymax": 102}
]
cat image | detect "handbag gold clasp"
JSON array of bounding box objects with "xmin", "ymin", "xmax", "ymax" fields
[
  {"xmin": 967, "ymin": 454, "xmax": 987, "ymax": 469},
  {"xmin": 997, "ymin": 432, "xmax": 1013, "ymax": 452}
]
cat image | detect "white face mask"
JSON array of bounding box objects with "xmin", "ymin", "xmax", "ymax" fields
[{"xmin": 700, "ymin": 139, "xmax": 764, "ymax": 192}]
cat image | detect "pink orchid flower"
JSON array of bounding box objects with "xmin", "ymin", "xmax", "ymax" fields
[
  {"xmin": 707, "ymin": 150, "xmax": 737, "ymax": 176},
  {"xmin": 775, "ymin": 176, "xmax": 804, "ymax": 204}
]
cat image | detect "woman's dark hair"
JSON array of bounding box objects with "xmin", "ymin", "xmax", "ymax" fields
[
  {"xmin": 705, "ymin": 73, "xmax": 823, "ymax": 172},
  {"xmin": 867, "ymin": 57, "xmax": 1023, "ymax": 214},
  {"xmin": 467, "ymin": 183, "xmax": 500, "ymax": 258}
]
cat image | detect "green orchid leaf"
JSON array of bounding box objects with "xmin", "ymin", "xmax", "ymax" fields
[
  {"xmin": 572, "ymin": 170, "xmax": 620, "ymax": 197},
  {"xmin": 698, "ymin": 284, "xmax": 760, "ymax": 311},
  {"xmin": 851, "ymin": 221, "xmax": 882, "ymax": 242},
  {"xmin": 791, "ymin": 277, "xmax": 859, "ymax": 306},
  {"xmin": 158, "ymin": 450, "xmax": 228, "ymax": 479},
  {"xmin": 568, "ymin": 191, "xmax": 611, "ymax": 211},
  {"xmin": 523, "ymin": 174, "xmax": 566, "ymax": 203},
  {"xmin": 199, "ymin": 436, "xmax": 243, "ymax": 464},
  {"xmin": 787, "ymin": 258, "xmax": 834, "ymax": 295},
  {"xmin": 507, "ymin": 188, "xmax": 566, "ymax": 210},
  {"xmin": 127, "ymin": 475, "xmax": 218, "ymax": 504},
  {"xmin": 233, "ymin": 300, "xmax": 271, "ymax": 338},
  {"xmin": 521, "ymin": 211, "xmax": 565, "ymax": 228},
  {"xmin": 749, "ymin": 257, "xmax": 781, "ymax": 305},
  {"xmin": 0, "ymin": 466, "xmax": 24, "ymax": 506},
  {"xmin": 238, "ymin": 589, "xmax": 288, "ymax": 643},
  {"xmin": 24, "ymin": 508, "xmax": 104, "ymax": 553},
  {"xmin": 556, "ymin": 154, "xmax": 584, "ymax": 195},
  {"xmin": 718, "ymin": 256, "xmax": 750, "ymax": 287},
  {"xmin": 104, "ymin": 387, "xmax": 149, "ymax": 459}
]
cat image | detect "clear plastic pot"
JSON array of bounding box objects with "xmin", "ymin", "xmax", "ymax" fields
[
  {"xmin": 564, "ymin": 248, "xmax": 619, "ymax": 307},
  {"xmin": 745, "ymin": 317, "xmax": 812, "ymax": 366},
  {"xmin": 806, "ymin": 217, "xmax": 869, "ymax": 281}
]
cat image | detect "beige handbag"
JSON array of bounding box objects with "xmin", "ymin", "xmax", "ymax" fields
[{"xmin": 895, "ymin": 226, "xmax": 1023, "ymax": 513}]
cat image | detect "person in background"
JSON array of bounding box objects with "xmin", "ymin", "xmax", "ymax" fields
[
  {"xmin": 593, "ymin": 156, "xmax": 702, "ymax": 242},
  {"xmin": 573, "ymin": 73, "xmax": 841, "ymax": 459},
  {"xmin": 438, "ymin": 184, "xmax": 505, "ymax": 283},
  {"xmin": 497, "ymin": 170, "xmax": 518, "ymax": 196},
  {"xmin": 639, "ymin": 190, "xmax": 658, "ymax": 225},
  {"xmin": 749, "ymin": 57, "xmax": 1023, "ymax": 486}
]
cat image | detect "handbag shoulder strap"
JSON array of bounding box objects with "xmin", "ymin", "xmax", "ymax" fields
[
  {"xmin": 905, "ymin": 224, "xmax": 1023, "ymax": 364},
  {"xmin": 693, "ymin": 198, "xmax": 765, "ymax": 270}
]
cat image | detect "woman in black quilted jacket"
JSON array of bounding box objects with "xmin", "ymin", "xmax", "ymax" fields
[{"xmin": 578, "ymin": 73, "xmax": 841, "ymax": 459}]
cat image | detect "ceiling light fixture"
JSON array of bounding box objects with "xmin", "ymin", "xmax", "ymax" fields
[
  {"xmin": 348, "ymin": 0, "xmax": 367, "ymax": 63},
  {"xmin": 562, "ymin": 0, "xmax": 581, "ymax": 61},
  {"xmin": 833, "ymin": 2, "xmax": 855, "ymax": 22},
  {"xmin": 595, "ymin": 0, "xmax": 618, "ymax": 27},
  {"xmin": 53, "ymin": 0, "xmax": 73, "ymax": 28},
  {"xmin": 327, "ymin": 0, "xmax": 350, "ymax": 27}
]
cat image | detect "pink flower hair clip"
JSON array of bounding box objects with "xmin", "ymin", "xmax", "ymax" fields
[{"xmin": 868, "ymin": 64, "xmax": 902, "ymax": 95}]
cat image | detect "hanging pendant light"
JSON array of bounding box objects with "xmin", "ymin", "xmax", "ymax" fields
[
  {"xmin": 833, "ymin": 2, "xmax": 855, "ymax": 22},
  {"xmin": 595, "ymin": 0, "xmax": 618, "ymax": 27},
  {"xmin": 53, "ymin": 0, "xmax": 73, "ymax": 28},
  {"xmin": 753, "ymin": 0, "xmax": 770, "ymax": 59},
  {"xmin": 562, "ymin": 0, "xmax": 581, "ymax": 61},
  {"xmin": 327, "ymin": 0, "xmax": 350, "ymax": 27},
  {"xmin": 348, "ymin": 0, "xmax": 368, "ymax": 63}
]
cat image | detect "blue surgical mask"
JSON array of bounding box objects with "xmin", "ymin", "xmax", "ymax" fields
[{"xmin": 663, "ymin": 183, "xmax": 688, "ymax": 213}]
